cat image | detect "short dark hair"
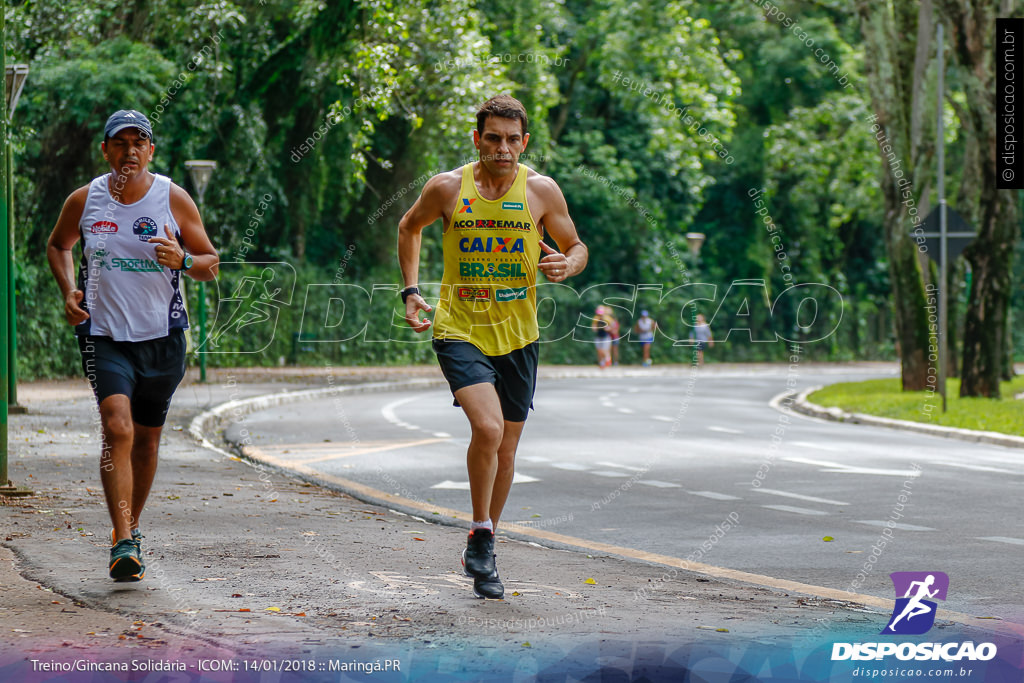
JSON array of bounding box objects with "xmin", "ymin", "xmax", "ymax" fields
[{"xmin": 476, "ymin": 95, "xmax": 528, "ymax": 136}]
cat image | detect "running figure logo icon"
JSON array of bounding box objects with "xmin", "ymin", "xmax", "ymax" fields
[{"xmin": 883, "ymin": 571, "xmax": 949, "ymax": 635}]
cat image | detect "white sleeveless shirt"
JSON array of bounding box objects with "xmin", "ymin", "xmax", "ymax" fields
[{"xmin": 76, "ymin": 173, "xmax": 188, "ymax": 341}]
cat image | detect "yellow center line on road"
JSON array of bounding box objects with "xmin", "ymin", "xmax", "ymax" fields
[
  {"xmin": 263, "ymin": 438, "xmax": 449, "ymax": 465},
  {"xmin": 241, "ymin": 444, "xmax": 1023, "ymax": 638}
]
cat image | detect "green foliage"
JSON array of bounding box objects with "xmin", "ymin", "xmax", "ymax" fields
[{"xmin": 7, "ymin": 0, "xmax": 963, "ymax": 378}]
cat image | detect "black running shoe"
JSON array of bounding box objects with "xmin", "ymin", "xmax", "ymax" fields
[
  {"xmin": 473, "ymin": 566, "xmax": 504, "ymax": 599},
  {"xmin": 462, "ymin": 528, "xmax": 496, "ymax": 577},
  {"xmin": 109, "ymin": 539, "xmax": 145, "ymax": 582}
]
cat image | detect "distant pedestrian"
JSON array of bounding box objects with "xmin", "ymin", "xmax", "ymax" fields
[
  {"xmin": 46, "ymin": 110, "xmax": 219, "ymax": 581},
  {"xmin": 630, "ymin": 311, "xmax": 655, "ymax": 366},
  {"xmin": 689, "ymin": 313, "xmax": 714, "ymax": 367},
  {"xmin": 608, "ymin": 310, "xmax": 621, "ymax": 366},
  {"xmin": 633, "ymin": 309, "xmax": 657, "ymax": 366},
  {"xmin": 592, "ymin": 305, "xmax": 613, "ymax": 368}
]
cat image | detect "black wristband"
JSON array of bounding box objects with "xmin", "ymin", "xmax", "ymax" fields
[{"xmin": 400, "ymin": 286, "xmax": 420, "ymax": 303}]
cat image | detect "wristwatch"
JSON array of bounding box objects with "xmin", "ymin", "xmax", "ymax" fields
[
  {"xmin": 400, "ymin": 286, "xmax": 419, "ymax": 303},
  {"xmin": 179, "ymin": 253, "xmax": 194, "ymax": 271}
]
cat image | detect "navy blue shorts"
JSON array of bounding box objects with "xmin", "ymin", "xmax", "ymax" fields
[
  {"xmin": 432, "ymin": 339, "xmax": 538, "ymax": 422},
  {"xmin": 77, "ymin": 330, "xmax": 186, "ymax": 428}
]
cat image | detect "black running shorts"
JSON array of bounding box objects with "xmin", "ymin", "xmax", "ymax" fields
[
  {"xmin": 77, "ymin": 330, "xmax": 187, "ymax": 428},
  {"xmin": 432, "ymin": 339, "xmax": 539, "ymax": 422}
]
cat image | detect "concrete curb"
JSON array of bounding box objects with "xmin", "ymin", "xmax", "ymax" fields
[
  {"xmin": 792, "ymin": 386, "xmax": 1024, "ymax": 449},
  {"xmin": 187, "ymin": 378, "xmax": 448, "ymax": 453}
]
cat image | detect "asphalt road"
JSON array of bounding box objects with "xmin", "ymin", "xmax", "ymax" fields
[{"xmin": 224, "ymin": 366, "xmax": 1024, "ymax": 625}]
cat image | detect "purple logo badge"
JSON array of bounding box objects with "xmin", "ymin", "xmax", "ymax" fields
[{"xmin": 883, "ymin": 572, "xmax": 949, "ymax": 635}]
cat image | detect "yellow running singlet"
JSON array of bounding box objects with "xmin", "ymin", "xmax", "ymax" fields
[{"xmin": 432, "ymin": 163, "xmax": 541, "ymax": 356}]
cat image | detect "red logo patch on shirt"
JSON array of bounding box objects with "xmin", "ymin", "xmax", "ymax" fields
[{"xmin": 90, "ymin": 221, "xmax": 118, "ymax": 234}]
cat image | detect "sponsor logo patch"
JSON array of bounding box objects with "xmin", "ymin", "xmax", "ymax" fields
[
  {"xmin": 132, "ymin": 217, "xmax": 158, "ymax": 242},
  {"xmin": 457, "ymin": 286, "xmax": 490, "ymax": 301},
  {"xmin": 495, "ymin": 287, "xmax": 527, "ymax": 302},
  {"xmin": 458, "ymin": 237, "xmax": 525, "ymax": 253},
  {"xmin": 501, "ymin": 201, "xmax": 524, "ymax": 211},
  {"xmin": 111, "ymin": 258, "xmax": 162, "ymax": 272},
  {"xmin": 452, "ymin": 219, "xmax": 533, "ymax": 231},
  {"xmin": 90, "ymin": 221, "xmax": 118, "ymax": 234},
  {"xmin": 458, "ymin": 261, "xmax": 526, "ymax": 279}
]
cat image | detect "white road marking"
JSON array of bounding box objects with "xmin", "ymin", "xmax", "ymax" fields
[
  {"xmin": 591, "ymin": 471, "xmax": 631, "ymax": 478},
  {"xmin": 550, "ymin": 462, "xmax": 591, "ymax": 471},
  {"xmin": 522, "ymin": 455, "xmax": 551, "ymax": 463},
  {"xmin": 652, "ymin": 416, "xmax": 674, "ymax": 422},
  {"xmin": 762, "ymin": 505, "xmax": 828, "ymax": 516},
  {"xmin": 936, "ymin": 462, "xmax": 1016, "ymax": 474},
  {"xmin": 977, "ymin": 536, "xmax": 1024, "ymax": 546},
  {"xmin": 431, "ymin": 473, "xmax": 540, "ymax": 490},
  {"xmin": 791, "ymin": 441, "xmax": 843, "ymax": 452},
  {"xmin": 596, "ymin": 461, "xmax": 647, "ymax": 472},
  {"xmin": 617, "ymin": 408, "xmax": 635, "ymax": 414},
  {"xmin": 855, "ymin": 520, "xmax": 935, "ymax": 532},
  {"xmin": 431, "ymin": 480, "xmax": 470, "ymax": 490},
  {"xmin": 751, "ymin": 488, "xmax": 849, "ymax": 506},
  {"xmin": 783, "ymin": 456, "xmax": 922, "ymax": 477},
  {"xmin": 432, "ymin": 432, "xmax": 451, "ymax": 438},
  {"xmin": 688, "ymin": 491, "xmax": 742, "ymax": 501},
  {"xmin": 381, "ymin": 396, "xmax": 420, "ymax": 429},
  {"xmin": 638, "ymin": 480, "xmax": 680, "ymax": 488},
  {"xmin": 708, "ymin": 426, "xmax": 743, "ymax": 434}
]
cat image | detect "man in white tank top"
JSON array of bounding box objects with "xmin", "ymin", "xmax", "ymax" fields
[{"xmin": 46, "ymin": 110, "xmax": 219, "ymax": 581}]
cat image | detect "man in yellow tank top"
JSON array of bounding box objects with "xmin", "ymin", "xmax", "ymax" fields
[{"xmin": 398, "ymin": 95, "xmax": 587, "ymax": 599}]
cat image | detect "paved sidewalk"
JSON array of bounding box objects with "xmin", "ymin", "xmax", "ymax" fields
[{"xmin": 3, "ymin": 364, "xmax": 977, "ymax": 666}]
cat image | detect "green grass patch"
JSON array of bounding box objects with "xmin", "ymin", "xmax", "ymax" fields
[{"xmin": 808, "ymin": 376, "xmax": 1024, "ymax": 436}]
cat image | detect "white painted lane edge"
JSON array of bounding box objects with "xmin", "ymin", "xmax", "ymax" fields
[
  {"xmin": 977, "ymin": 536, "xmax": 1024, "ymax": 546},
  {"xmin": 762, "ymin": 504, "xmax": 829, "ymax": 516},
  {"xmin": 855, "ymin": 520, "xmax": 936, "ymax": 532},
  {"xmin": 750, "ymin": 488, "xmax": 850, "ymax": 506},
  {"xmin": 688, "ymin": 491, "xmax": 742, "ymax": 501}
]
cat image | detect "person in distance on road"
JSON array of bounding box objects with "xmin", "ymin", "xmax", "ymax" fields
[
  {"xmin": 633, "ymin": 309, "xmax": 657, "ymax": 366},
  {"xmin": 397, "ymin": 95, "xmax": 588, "ymax": 599},
  {"xmin": 592, "ymin": 305, "xmax": 613, "ymax": 368},
  {"xmin": 47, "ymin": 109, "xmax": 219, "ymax": 582},
  {"xmin": 689, "ymin": 313, "xmax": 714, "ymax": 367}
]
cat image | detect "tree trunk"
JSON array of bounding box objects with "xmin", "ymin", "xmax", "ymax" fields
[
  {"xmin": 937, "ymin": 0, "xmax": 1022, "ymax": 398},
  {"xmin": 856, "ymin": 0, "xmax": 938, "ymax": 390}
]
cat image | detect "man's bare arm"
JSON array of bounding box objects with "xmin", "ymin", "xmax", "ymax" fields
[
  {"xmin": 535, "ymin": 176, "xmax": 587, "ymax": 282},
  {"xmin": 397, "ymin": 173, "xmax": 457, "ymax": 331},
  {"xmin": 46, "ymin": 187, "xmax": 90, "ymax": 325},
  {"xmin": 149, "ymin": 185, "xmax": 219, "ymax": 281}
]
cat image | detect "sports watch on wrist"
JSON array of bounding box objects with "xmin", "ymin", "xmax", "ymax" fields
[
  {"xmin": 179, "ymin": 253, "xmax": 194, "ymax": 271},
  {"xmin": 400, "ymin": 286, "xmax": 419, "ymax": 303}
]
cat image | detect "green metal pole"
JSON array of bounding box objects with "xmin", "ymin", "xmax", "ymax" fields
[
  {"xmin": 0, "ymin": 0, "xmax": 9, "ymax": 487},
  {"xmin": 8, "ymin": 141, "xmax": 21, "ymax": 412},
  {"xmin": 199, "ymin": 281, "xmax": 207, "ymax": 382}
]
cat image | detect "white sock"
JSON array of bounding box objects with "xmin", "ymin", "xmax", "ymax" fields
[{"xmin": 471, "ymin": 519, "xmax": 493, "ymax": 533}]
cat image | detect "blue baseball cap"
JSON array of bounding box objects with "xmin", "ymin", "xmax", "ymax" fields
[
  {"xmin": 641, "ymin": 310, "xmax": 649, "ymax": 316},
  {"xmin": 104, "ymin": 109, "xmax": 153, "ymax": 140}
]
